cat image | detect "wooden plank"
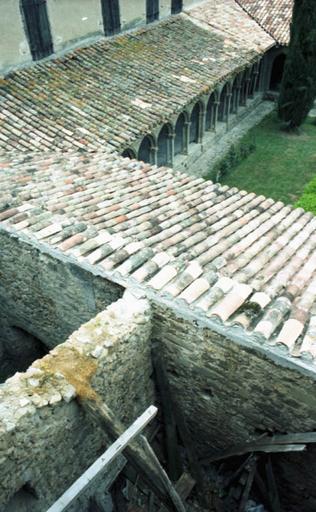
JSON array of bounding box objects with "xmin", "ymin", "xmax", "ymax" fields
[
  {"xmin": 200, "ymin": 442, "xmax": 306, "ymax": 464},
  {"xmin": 47, "ymin": 406, "xmax": 157, "ymax": 512},
  {"xmin": 81, "ymin": 398, "xmax": 175, "ymax": 511},
  {"xmin": 153, "ymin": 351, "xmax": 182, "ymax": 481},
  {"xmin": 168, "ymin": 391, "xmax": 208, "ymax": 508},
  {"xmin": 265, "ymin": 456, "xmax": 281, "ymax": 512},
  {"xmin": 267, "ymin": 432, "xmax": 316, "ymax": 445},
  {"xmin": 140, "ymin": 435, "xmax": 187, "ymax": 512},
  {"xmin": 238, "ymin": 456, "xmax": 257, "ymax": 512},
  {"xmin": 158, "ymin": 472, "xmax": 195, "ymax": 512}
]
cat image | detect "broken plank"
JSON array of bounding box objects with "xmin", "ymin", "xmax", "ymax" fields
[
  {"xmin": 200, "ymin": 443, "xmax": 306, "ymax": 464},
  {"xmin": 47, "ymin": 405, "xmax": 157, "ymax": 512},
  {"xmin": 158, "ymin": 473, "xmax": 195, "ymax": 512},
  {"xmin": 81, "ymin": 398, "xmax": 175, "ymax": 511},
  {"xmin": 265, "ymin": 455, "xmax": 281, "ymax": 512},
  {"xmin": 153, "ymin": 349, "xmax": 183, "ymax": 481},
  {"xmin": 238, "ymin": 455, "xmax": 257, "ymax": 512},
  {"xmin": 266, "ymin": 432, "xmax": 316, "ymax": 445},
  {"xmin": 140, "ymin": 435, "xmax": 187, "ymax": 512}
]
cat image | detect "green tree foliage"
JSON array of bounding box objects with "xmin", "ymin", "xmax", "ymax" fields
[{"xmin": 278, "ymin": 0, "xmax": 316, "ymax": 129}]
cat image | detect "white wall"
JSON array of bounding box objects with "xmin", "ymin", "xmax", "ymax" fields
[
  {"xmin": 0, "ymin": 0, "xmax": 31, "ymax": 74},
  {"xmin": 121, "ymin": 0, "xmax": 146, "ymax": 30},
  {"xmin": 47, "ymin": 0, "xmax": 103, "ymax": 53}
]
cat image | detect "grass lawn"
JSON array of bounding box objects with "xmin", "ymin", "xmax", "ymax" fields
[{"xmin": 220, "ymin": 112, "xmax": 316, "ymax": 205}]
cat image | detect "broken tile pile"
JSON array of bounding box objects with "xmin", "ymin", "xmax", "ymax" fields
[
  {"xmin": 235, "ymin": 0, "xmax": 293, "ymax": 45},
  {"xmin": 0, "ymin": 1, "xmax": 273, "ymax": 155},
  {"xmin": 1, "ymin": 150, "xmax": 316, "ymax": 364}
]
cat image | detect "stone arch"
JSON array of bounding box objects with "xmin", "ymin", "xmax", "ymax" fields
[
  {"xmin": 138, "ymin": 135, "xmax": 155, "ymax": 164},
  {"xmin": 270, "ymin": 53, "xmax": 286, "ymax": 91},
  {"xmin": 157, "ymin": 123, "xmax": 173, "ymax": 166},
  {"xmin": 4, "ymin": 482, "xmax": 38, "ymax": 512},
  {"xmin": 0, "ymin": 325, "xmax": 48, "ymax": 383},
  {"xmin": 205, "ymin": 93, "xmax": 217, "ymax": 130},
  {"xmin": 174, "ymin": 112, "xmax": 186, "ymax": 156},
  {"xmin": 189, "ymin": 102, "xmax": 202, "ymax": 144},
  {"xmin": 122, "ymin": 148, "xmax": 136, "ymax": 159},
  {"xmin": 218, "ymin": 84, "xmax": 230, "ymax": 122}
]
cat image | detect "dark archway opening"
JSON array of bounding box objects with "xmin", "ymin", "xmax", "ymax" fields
[
  {"xmin": 270, "ymin": 53, "xmax": 286, "ymax": 91},
  {"xmin": 122, "ymin": 148, "xmax": 136, "ymax": 159},
  {"xmin": 174, "ymin": 114, "xmax": 185, "ymax": 156},
  {"xmin": 206, "ymin": 94, "xmax": 216, "ymax": 130},
  {"xmin": 230, "ymin": 79, "xmax": 239, "ymax": 114},
  {"xmin": 138, "ymin": 136, "xmax": 154, "ymax": 164},
  {"xmin": 4, "ymin": 483, "xmax": 38, "ymax": 512},
  {"xmin": 218, "ymin": 85, "xmax": 229, "ymax": 122},
  {"xmin": 0, "ymin": 326, "xmax": 48, "ymax": 383},
  {"xmin": 157, "ymin": 124, "xmax": 171, "ymax": 166},
  {"xmin": 189, "ymin": 103, "xmax": 200, "ymax": 144},
  {"xmin": 248, "ymin": 65, "xmax": 257, "ymax": 97}
]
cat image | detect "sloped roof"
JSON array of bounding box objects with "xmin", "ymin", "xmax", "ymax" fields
[
  {"xmin": 0, "ymin": 1, "xmax": 273, "ymax": 155},
  {"xmin": 235, "ymin": 0, "xmax": 293, "ymax": 45},
  {"xmin": 1, "ymin": 151, "xmax": 316, "ymax": 366}
]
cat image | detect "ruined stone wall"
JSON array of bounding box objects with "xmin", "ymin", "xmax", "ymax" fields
[
  {"xmin": 0, "ymin": 229, "xmax": 123, "ymax": 380},
  {"xmin": 152, "ymin": 301, "xmax": 316, "ymax": 512},
  {"xmin": 0, "ymin": 291, "xmax": 155, "ymax": 512}
]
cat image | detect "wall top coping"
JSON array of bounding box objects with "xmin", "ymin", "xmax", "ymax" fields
[{"xmin": 0, "ymin": 290, "xmax": 150, "ymax": 434}]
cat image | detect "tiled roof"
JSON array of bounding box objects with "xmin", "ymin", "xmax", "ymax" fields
[
  {"xmin": 186, "ymin": 0, "xmax": 272, "ymax": 50},
  {"xmin": 1, "ymin": 151, "xmax": 316, "ymax": 365},
  {"xmin": 0, "ymin": 1, "xmax": 273, "ymax": 155},
  {"xmin": 235, "ymin": 0, "xmax": 293, "ymax": 45}
]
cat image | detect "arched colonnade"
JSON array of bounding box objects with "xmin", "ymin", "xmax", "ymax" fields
[{"xmin": 123, "ymin": 59, "xmax": 263, "ymax": 166}]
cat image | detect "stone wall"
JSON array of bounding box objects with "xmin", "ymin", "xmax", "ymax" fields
[
  {"xmin": 0, "ymin": 291, "xmax": 155, "ymax": 511},
  {"xmin": 151, "ymin": 301, "xmax": 316, "ymax": 512},
  {"xmin": 0, "ymin": 228, "xmax": 123, "ymax": 381}
]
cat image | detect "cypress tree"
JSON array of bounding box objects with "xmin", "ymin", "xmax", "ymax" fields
[{"xmin": 278, "ymin": 0, "xmax": 316, "ymax": 130}]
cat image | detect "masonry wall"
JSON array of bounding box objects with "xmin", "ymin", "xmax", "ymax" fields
[
  {"xmin": 0, "ymin": 229, "xmax": 123, "ymax": 381},
  {"xmin": 0, "ymin": 292, "xmax": 155, "ymax": 511},
  {"xmin": 152, "ymin": 302, "xmax": 316, "ymax": 512}
]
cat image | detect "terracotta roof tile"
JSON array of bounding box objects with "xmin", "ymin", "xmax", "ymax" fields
[
  {"xmin": 235, "ymin": 0, "xmax": 293, "ymax": 45},
  {"xmin": 0, "ymin": 1, "xmax": 273, "ymax": 155},
  {"xmin": 1, "ymin": 150, "xmax": 316, "ymax": 368}
]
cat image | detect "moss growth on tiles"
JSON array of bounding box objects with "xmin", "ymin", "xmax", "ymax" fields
[{"xmin": 219, "ymin": 112, "xmax": 316, "ymax": 204}]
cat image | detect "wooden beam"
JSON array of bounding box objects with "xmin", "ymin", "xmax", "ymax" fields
[
  {"xmin": 47, "ymin": 406, "xmax": 157, "ymax": 512},
  {"xmin": 200, "ymin": 442, "xmax": 306, "ymax": 465},
  {"xmin": 170, "ymin": 396, "xmax": 209, "ymax": 508},
  {"xmin": 152, "ymin": 350, "xmax": 182, "ymax": 481},
  {"xmin": 140, "ymin": 435, "xmax": 187, "ymax": 512},
  {"xmin": 158, "ymin": 472, "xmax": 195, "ymax": 512},
  {"xmin": 81, "ymin": 398, "xmax": 176, "ymax": 511},
  {"xmin": 238, "ymin": 456, "xmax": 257, "ymax": 512}
]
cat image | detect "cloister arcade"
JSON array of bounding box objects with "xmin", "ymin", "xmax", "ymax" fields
[{"xmin": 122, "ymin": 58, "xmax": 264, "ymax": 167}]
